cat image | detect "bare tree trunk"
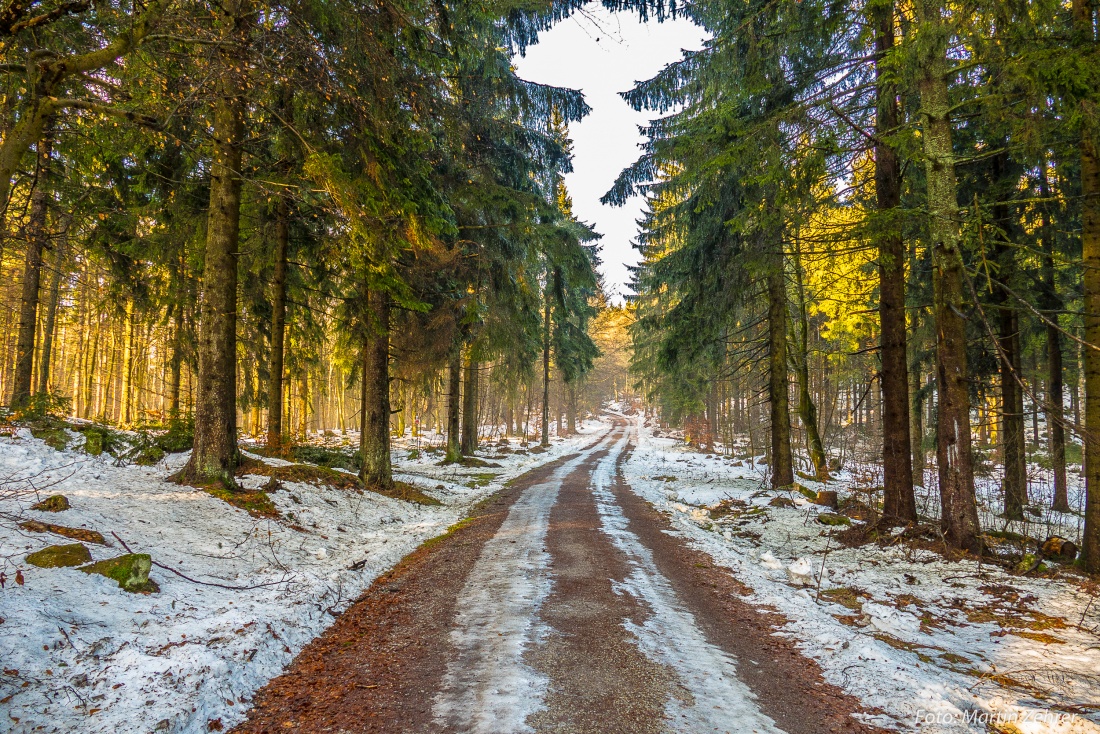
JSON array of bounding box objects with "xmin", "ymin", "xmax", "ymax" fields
[
  {"xmin": 179, "ymin": 0, "xmax": 251, "ymax": 487},
  {"xmin": 1077, "ymin": 0, "xmax": 1100, "ymax": 570},
  {"xmin": 37, "ymin": 218, "xmax": 68, "ymax": 395},
  {"xmin": 462, "ymin": 349, "xmax": 479, "ymax": 455},
  {"xmin": 360, "ymin": 288, "xmax": 392, "ymax": 488},
  {"xmin": 446, "ymin": 351, "xmax": 461, "ymax": 462},
  {"xmin": 792, "ymin": 239, "xmax": 828, "ymax": 478},
  {"xmin": 266, "ymin": 196, "xmax": 289, "ymax": 449},
  {"xmin": 916, "ymin": 0, "xmax": 980, "ymax": 552},
  {"xmin": 998, "ymin": 301, "xmax": 1027, "ymax": 519},
  {"xmin": 10, "ymin": 128, "xmax": 52, "ymax": 407},
  {"xmin": 767, "ymin": 264, "xmax": 794, "ymax": 488},
  {"xmin": 875, "ymin": 1, "xmax": 916, "ymax": 522},
  {"xmin": 169, "ymin": 302, "xmax": 183, "ymax": 415},
  {"xmin": 989, "ymin": 154, "xmax": 1028, "ymax": 520},
  {"xmin": 120, "ymin": 299, "xmax": 136, "ymax": 426},
  {"xmin": 567, "ymin": 381, "xmax": 577, "ymax": 435},
  {"xmin": 541, "ymin": 288, "xmax": 551, "ymax": 448},
  {"xmin": 909, "ymin": 360, "xmax": 926, "ymax": 487},
  {"xmin": 1038, "ymin": 163, "xmax": 1069, "ymax": 511}
]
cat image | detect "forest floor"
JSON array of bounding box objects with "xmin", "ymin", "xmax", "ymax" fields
[
  {"xmin": 0, "ymin": 419, "xmax": 604, "ymax": 734},
  {"xmin": 5, "ymin": 414, "xmax": 1100, "ymax": 733},
  {"xmin": 230, "ymin": 414, "xmax": 1100, "ymax": 734}
]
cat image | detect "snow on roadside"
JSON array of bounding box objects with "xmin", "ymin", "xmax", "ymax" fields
[
  {"xmin": 622, "ymin": 416, "xmax": 1100, "ymax": 734},
  {"xmin": 0, "ymin": 420, "xmax": 608, "ymax": 734}
]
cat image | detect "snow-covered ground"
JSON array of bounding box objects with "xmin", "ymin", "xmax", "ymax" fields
[
  {"xmin": 623, "ymin": 415, "xmax": 1100, "ymax": 734},
  {"xmin": 0, "ymin": 420, "xmax": 608, "ymax": 734}
]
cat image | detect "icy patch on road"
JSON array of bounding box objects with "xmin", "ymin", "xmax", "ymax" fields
[
  {"xmin": 591, "ymin": 430, "xmax": 784, "ymax": 734},
  {"xmin": 432, "ymin": 430, "xmax": 615, "ymax": 734}
]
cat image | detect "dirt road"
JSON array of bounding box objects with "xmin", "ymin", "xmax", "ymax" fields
[{"xmin": 233, "ymin": 420, "xmax": 883, "ymax": 733}]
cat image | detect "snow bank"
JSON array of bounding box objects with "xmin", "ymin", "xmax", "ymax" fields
[
  {"xmin": 0, "ymin": 421, "xmax": 608, "ymax": 734},
  {"xmin": 622, "ymin": 416, "xmax": 1100, "ymax": 734}
]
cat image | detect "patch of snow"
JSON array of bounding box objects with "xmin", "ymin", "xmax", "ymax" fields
[
  {"xmin": 622, "ymin": 416, "xmax": 1100, "ymax": 734},
  {"xmin": 0, "ymin": 421, "xmax": 609, "ymax": 734}
]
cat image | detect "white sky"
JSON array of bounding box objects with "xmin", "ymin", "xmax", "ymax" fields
[{"xmin": 513, "ymin": 6, "xmax": 706, "ymax": 303}]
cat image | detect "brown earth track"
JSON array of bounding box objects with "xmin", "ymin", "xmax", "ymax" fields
[
  {"xmin": 232, "ymin": 423, "xmax": 889, "ymax": 734},
  {"xmin": 230, "ymin": 447, "xmax": 601, "ymax": 734},
  {"xmin": 526, "ymin": 442, "xmax": 678, "ymax": 734},
  {"xmin": 608, "ymin": 438, "xmax": 889, "ymax": 734}
]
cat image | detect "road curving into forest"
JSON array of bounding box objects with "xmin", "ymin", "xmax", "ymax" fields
[{"xmin": 233, "ymin": 417, "xmax": 885, "ymax": 734}]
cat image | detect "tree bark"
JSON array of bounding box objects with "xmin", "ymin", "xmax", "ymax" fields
[
  {"xmin": 179, "ymin": 1, "xmax": 251, "ymax": 487},
  {"xmin": 1076, "ymin": 0, "xmax": 1100, "ymax": 571},
  {"xmin": 359, "ymin": 288, "xmax": 392, "ymax": 488},
  {"xmin": 446, "ymin": 351, "xmax": 461, "ymax": 462},
  {"xmin": 875, "ymin": 1, "xmax": 917, "ymax": 522},
  {"xmin": 793, "ymin": 240, "xmax": 828, "ymax": 478},
  {"xmin": 461, "ymin": 349, "xmax": 479, "ymax": 455},
  {"xmin": 10, "ymin": 129, "xmax": 52, "ymax": 408},
  {"xmin": 989, "ymin": 153, "xmax": 1028, "ymax": 520},
  {"xmin": 120, "ymin": 299, "xmax": 136, "ymax": 426},
  {"xmin": 541, "ymin": 289, "xmax": 551, "ymax": 448},
  {"xmin": 169, "ymin": 302, "xmax": 183, "ymax": 415},
  {"xmin": 910, "ymin": 362, "xmax": 926, "ymax": 487},
  {"xmin": 1039, "ymin": 163, "xmax": 1069, "ymax": 511},
  {"xmin": 36, "ymin": 216, "xmax": 68, "ymax": 396},
  {"xmin": 916, "ymin": 0, "xmax": 981, "ymax": 552},
  {"xmin": 567, "ymin": 381, "xmax": 577, "ymax": 435},
  {"xmin": 997, "ymin": 298, "xmax": 1027, "ymax": 519},
  {"xmin": 767, "ymin": 263, "xmax": 794, "ymax": 488},
  {"xmin": 266, "ymin": 196, "xmax": 289, "ymax": 449}
]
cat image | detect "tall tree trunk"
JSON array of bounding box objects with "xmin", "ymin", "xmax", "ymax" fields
[
  {"xmin": 179, "ymin": 1, "xmax": 251, "ymax": 487},
  {"xmin": 767, "ymin": 263, "xmax": 794, "ymax": 488},
  {"xmin": 997, "ymin": 303, "xmax": 1027, "ymax": 519},
  {"xmin": 990, "ymin": 153, "xmax": 1028, "ymax": 520},
  {"xmin": 266, "ymin": 196, "xmax": 289, "ymax": 449},
  {"xmin": 446, "ymin": 351, "xmax": 462, "ymax": 462},
  {"xmin": 875, "ymin": 1, "xmax": 917, "ymax": 522},
  {"xmin": 297, "ymin": 374, "xmax": 308, "ymax": 438},
  {"xmin": 910, "ymin": 360, "xmax": 926, "ymax": 487},
  {"xmin": 36, "ymin": 218, "xmax": 68, "ymax": 395},
  {"xmin": 169, "ymin": 302, "xmax": 183, "ymax": 415},
  {"xmin": 120, "ymin": 299, "xmax": 136, "ymax": 426},
  {"xmin": 706, "ymin": 380, "xmax": 720, "ymax": 450},
  {"xmin": 793, "ymin": 240, "xmax": 828, "ymax": 478},
  {"xmin": 567, "ymin": 381, "xmax": 577, "ymax": 435},
  {"xmin": 541, "ymin": 289, "xmax": 551, "ymax": 448},
  {"xmin": 916, "ymin": 0, "xmax": 980, "ymax": 552},
  {"xmin": 462, "ymin": 349, "xmax": 479, "ymax": 455},
  {"xmin": 1040, "ymin": 163, "xmax": 1069, "ymax": 511},
  {"xmin": 10, "ymin": 128, "xmax": 52, "ymax": 408},
  {"xmin": 1077, "ymin": 0, "xmax": 1100, "ymax": 570},
  {"xmin": 360, "ymin": 288, "xmax": 392, "ymax": 488}
]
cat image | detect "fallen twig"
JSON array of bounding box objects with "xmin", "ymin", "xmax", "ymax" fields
[{"xmin": 111, "ymin": 532, "xmax": 292, "ymax": 591}]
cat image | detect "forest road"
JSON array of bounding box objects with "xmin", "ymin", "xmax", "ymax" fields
[{"xmin": 232, "ymin": 418, "xmax": 886, "ymax": 734}]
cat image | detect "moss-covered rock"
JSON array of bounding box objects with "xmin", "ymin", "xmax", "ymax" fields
[
  {"xmin": 30, "ymin": 494, "xmax": 70, "ymax": 512},
  {"xmin": 817, "ymin": 512, "xmax": 852, "ymax": 527},
  {"xmin": 79, "ymin": 553, "xmax": 157, "ymax": 592},
  {"xmin": 26, "ymin": 543, "xmax": 92, "ymax": 568}
]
